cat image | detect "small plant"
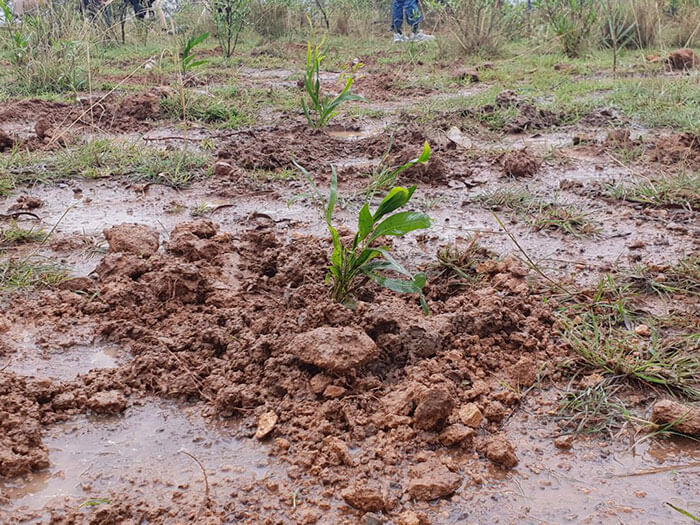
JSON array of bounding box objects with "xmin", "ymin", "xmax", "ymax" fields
[
  {"xmin": 0, "ymin": 0, "xmax": 29, "ymax": 65},
  {"xmin": 540, "ymin": 0, "xmax": 598, "ymax": 58},
  {"xmin": 210, "ymin": 0, "xmax": 250, "ymax": 58},
  {"xmin": 598, "ymin": 0, "xmax": 636, "ymax": 74},
  {"xmin": 301, "ymin": 33, "xmax": 365, "ymax": 128},
  {"xmin": 298, "ymin": 143, "xmax": 433, "ymax": 310}
]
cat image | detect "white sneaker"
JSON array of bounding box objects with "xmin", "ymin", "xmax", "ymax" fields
[
  {"xmin": 410, "ymin": 31, "xmax": 435, "ymax": 42},
  {"xmin": 393, "ymin": 33, "xmax": 407, "ymax": 43}
]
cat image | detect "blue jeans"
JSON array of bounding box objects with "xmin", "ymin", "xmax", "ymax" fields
[{"xmin": 392, "ymin": 0, "xmax": 422, "ymax": 34}]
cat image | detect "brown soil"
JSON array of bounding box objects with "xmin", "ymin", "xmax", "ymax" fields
[
  {"xmin": 665, "ymin": 48, "xmax": 700, "ymax": 71},
  {"xmin": 1, "ymin": 218, "xmax": 561, "ymax": 520},
  {"xmin": 0, "ymin": 89, "xmax": 167, "ymax": 151},
  {"xmin": 501, "ymin": 149, "xmax": 541, "ymax": 177}
]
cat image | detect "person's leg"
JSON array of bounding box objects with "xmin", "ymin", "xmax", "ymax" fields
[
  {"xmin": 406, "ymin": 0, "xmax": 422, "ymax": 33},
  {"xmin": 391, "ymin": 0, "xmax": 405, "ymax": 34}
]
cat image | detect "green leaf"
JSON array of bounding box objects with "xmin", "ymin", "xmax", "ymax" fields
[
  {"xmin": 326, "ymin": 167, "xmax": 338, "ymax": 224},
  {"xmin": 373, "ymin": 186, "xmax": 410, "ymax": 221},
  {"xmin": 417, "ymin": 141, "xmax": 432, "ymax": 163},
  {"xmin": 329, "ymin": 225, "xmax": 343, "ymax": 268},
  {"xmin": 357, "ymin": 203, "xmax": 373, "ymax": 243},
  {"xmin": 369, "ymin": 212, "xmax": 431, "ymax": 243}
]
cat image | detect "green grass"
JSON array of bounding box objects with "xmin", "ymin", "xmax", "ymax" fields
[
  {"xmin": 0, "ymin": 258, "xmax": 68, "ymax": 291},
  {"xmin": 1, "ymin": 223, "xmax": 47, "ymax": 245},
  {"xmin": 621, "ymin": 256, "xmax": 700, "ymax": 297},
  {"xmin": 476, "ymin": 188, "xmax": 599, "ymax": 237},
  {"xmin": 1, "ymin": 140, "xmax": 211, "ymax": 191},
  {"xmin": 604, "ymin": 172, "xmax": 700, "ymax": 210}
]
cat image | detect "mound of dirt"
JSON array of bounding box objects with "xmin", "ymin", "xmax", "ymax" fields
[
  {"xmin": 604, "ymin": 129, "xmax": 640, "ymax": 150},
  {"xmin": 217, "ymin": 125, "xmax": 453, "ymax": 184},
  {"xmin": 3, "ymin": 220, "xmax": 561, "ymax": 518},
  {"xmin": 103, "ymin": 223, "xmax": 160, "ymax": 256},
  {"xmin": 465, "ymin": 91, "xmax": 567, "ymax": 133},
  {"xmin": 117, "ymin": 90, "xmax": 163, "ymax": 121},
  {"xmin": 650, "ymin": 132, "xmax": 700, "ymax": 166},
  {"xmin": 502, "ymin": 149, "xmax": 541, "ymax": 177},
  {"xmin": 665, "ymin": 48, "xmax": 699, "ymax": 71}
]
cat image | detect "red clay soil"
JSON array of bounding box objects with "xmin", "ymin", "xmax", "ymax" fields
[
  {"xmin": 0, "ymin": 90, "xmax": 167, "ymax": 150},
  {"xmin": 216, "ymin": 125, "xmax": 452, "ymax": 184},
  {"xmin": 1, "ymin": 219, "xmax": 563, "ymax": 522}
]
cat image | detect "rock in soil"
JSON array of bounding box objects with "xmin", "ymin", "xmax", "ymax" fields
[
  {"xmin": 407, "ymin": 459, "xmax": 462, "ymax": 501},
  {"xmin": 485, "ymin": 435, "xmax": 518, "ymax": 468},
  {"xmin": 287, "ymin": 326, "xmax": 379, "ymax": 373},
  {"xmin": 0, "ymin": 128, "xmax": 14, "ymax": 152},
  {"xmin": 554, "ymin": 435, "xmax": 575, "ymax": 450},
  {"xmin": 439, "ymin": 424, "xmax": 475, "ymax": 447},
  {"xmin": 103, "ymin": 223, "xmax": 160, "ymax": 257},
  {"xmin": 413, "ymin": 388, "xmax": 454, "ymax": 430},
  {"xmin": 651, "ymin": 399, "xmax": 700, "ymax": 436},
  {"xmin": 255, "ymin": 411, "xmax": 278, "ymax": 439},
  {"xmin": 502, "ymin": 149, "xmax": 541, "ymax": 177},
  {"xmin": 665, "ymin": 48, "xmax": 699, "ymax": 71},
  {"xmin": 341, "ymin": 480, "xmax": 389, "ymax": 512},
  {"xmin": 458, "ymin": 402, "xmax": 484, "ymax": 428}
]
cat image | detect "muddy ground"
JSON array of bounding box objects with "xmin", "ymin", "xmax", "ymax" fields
[{"xmin": 1, "ymin": 53, "xmax": 700, "ymax": 525}]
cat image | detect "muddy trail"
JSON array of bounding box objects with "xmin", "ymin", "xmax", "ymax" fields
[{"xmin": 1, "ymin": 63, "xmax": 700, "ymax": 524}]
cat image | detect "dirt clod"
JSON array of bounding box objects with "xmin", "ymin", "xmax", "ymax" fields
[
  {"xmin": 407, "ymin": 459, "xmax": 462, "ymax": 501},
  {"xmin": 8, "ymin": 196, "xmax": 44, "ymax": 211},
  {"xmin": 458, "ymin": 403, "xmax": 484, "ymax": 428},
  {"xmin": 502, "ymin": 149, "xmax": 541, "ymax": 177},
  {"xmin": 651, "ymin": 399, "xmax": 700, "ymax": 436},
  {"xmin": 0, "ymin": 128, "xmax": 14, "ymax": 152},
  {"xmin": 485, "ymin": 435, "xmax": 518, "ymax": 468},
  {"xmin": 288, "ymin": 326, "xmax": 379, "ymax": 373},
  {"xmin": 103, "ymin": 223, "xmax": 160, "ymax": 257},
  {"xmin": 342, "ymin": 480, "xmax": 388, "ymax": 512},
  {"xmin": 554, "ymin": 435, "xmax": 574, "ymax": 450},
  {"xmin": 665, "ymin": 48, "xmax": 699, "ymax": 71},
  {"xmin": 414, "ymin": 388, "xmax": 454, "ymax": 430},
  {"xmin": 87, "ymin": 390, "xmax": 127, "ymax": 415}
]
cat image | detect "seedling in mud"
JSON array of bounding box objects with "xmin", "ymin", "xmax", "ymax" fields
[
  {"xmin": 297, "ymin": 143, "xmax": 432, "ymax": 311},
  {"xmin": 301, "ymin": 33, "xmax": 365, "ymax": 128}
]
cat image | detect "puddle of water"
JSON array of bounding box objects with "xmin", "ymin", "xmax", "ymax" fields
[
  {"xmin": 6, "ymin": 344, "xmax": 120, "ymax": 381},
  {"xmin": 1, "ymin": 400, "xmax": 278, "ymax": 515},
  {"xmin": 442, "ymin": 392, "xmax": 700, "ymax": 524},
  {"xmin": 326, "ymin": 126, "xmax": 382, "ymax": 141}
]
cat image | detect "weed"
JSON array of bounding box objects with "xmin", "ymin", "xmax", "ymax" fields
[
  {"xmin": 541, "ymin": 0, "xmax": 599, "ymax": 58},
  {"xmin": 558, "ymin": 380, "xmax": 632, "ymax": 434},
  {"xmin": 298, "ymin": 143, "xmax": 432, "ymax": 310},
  {"xmin": 190, "ymin": 202, "xmax": 213, "ymax": 217},
  {"xmin": 530, "ymin": 202, "xmax": 600, "ymax": 237},
  {"xmin": 431, "ymin": 236, "xmax": 492, "ymax": 291},
  {"xmin": 301, "ymin": 33, "xmax": 365, "ymax": 128},
  {"xmin": 209, "ymin": 0, "xmax": 250, "ymax": 58}
]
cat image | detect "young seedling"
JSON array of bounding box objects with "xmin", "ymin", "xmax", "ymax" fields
[
  {"xmin": 301, "ymin": 32, "xmax": 365, "ymax": 128},
  {"xmin": 297, "ymin": 143, "xmax": 433, "ymax": 311}
]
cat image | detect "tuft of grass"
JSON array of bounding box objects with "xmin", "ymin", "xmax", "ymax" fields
[
  {"xmin": 558, "ymin": 380, "xmax": 633, "ymax": 434},
  {"xmin": 560, "ymin": 311, "xmax": 700, "ymax": 400},
  {"xmin": 1, "ymin": 223, "xmax": 47, "ymax": 245},
  {"xmin": 604, "ymin": 173, "xmax": 700, "ymax": 211},
  {"xmin": 431, "ymin": 236, "xmax": 493, "ymax": 290},
  {"xmin": 0, "ymin": 258, "xmax": 68, "ymax": 291},
  {"xmin": 621, "ymin": 256, "xmax": 700, "ymax": 297},
  {"xmin": 529, "ymin": 202, "xmax": 600, "ymax": 237},
  {"xmin": 476, "ymin": 188, "xmax": 599, "ymax": 237}
]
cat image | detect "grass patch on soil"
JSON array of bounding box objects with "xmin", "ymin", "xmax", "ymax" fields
[
  {"xmin": 0, "ymin": 257, "xmax": 68, "ymax": 292},
  {"xmin": 1, "ymin": 223, "xmax": 47, "ymax": 245},
  {"xmin": 1, "ymin": 140, "xmax": 210, "ymax": 190},
  {"xmin": 476, "ymin": 188, "xmax": 599, "ymax": 237},
  {"xmin": 620, "ymin": 256, "xmax": 700, "ymax": 297},
  {"xmin": 604, "ymin": 172, "xmax": 700, "ymax": 210}
]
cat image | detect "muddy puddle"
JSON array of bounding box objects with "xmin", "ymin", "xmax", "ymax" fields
[
  {"xmin": 441, "ymin": 392, "xmax": 700, "ymax": 524},
  {"xmin": 4, "ymin": 343, "xmax": 120, "ymax": 381},
  {"xmin": 1, "ymin": 399, "xmax": 280, "ymax": 520}
]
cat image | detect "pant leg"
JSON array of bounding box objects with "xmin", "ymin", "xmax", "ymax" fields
[
  {"xmin": 127, "ymin": 0, "xmax": 146, "ymax": 19},
  {"xmin": 406, "ymin": 0, "xmax": 422, "ymax": 32},
  {"xmin": 392, "ymin": 0, "xmax": 406, "ymax": 33}
]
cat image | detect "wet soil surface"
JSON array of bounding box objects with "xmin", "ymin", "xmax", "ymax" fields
[{"xmin": 1, "ymin": 65, "xmax": 700, "ymax": 523}]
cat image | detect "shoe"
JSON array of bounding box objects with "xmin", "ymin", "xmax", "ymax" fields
[
  {"xmin": 410, "ymin": 31, "xmax": 435, "ymax": 42},
  {"xmin": 393, "ymin": 33, "xmax": 407, "ymax": 43}
]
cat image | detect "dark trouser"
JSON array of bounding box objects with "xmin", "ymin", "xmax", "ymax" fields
[{"xmin": 392, "ymin": 0, "xmax": 422, "ymax": 34}]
